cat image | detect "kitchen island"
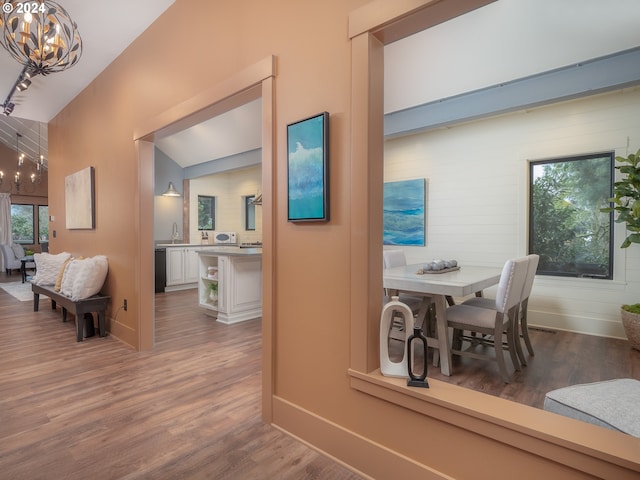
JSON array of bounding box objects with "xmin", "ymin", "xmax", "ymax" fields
[{"xmin": 198, "ymin": 248, "xmax": 262, "ymax": 324}]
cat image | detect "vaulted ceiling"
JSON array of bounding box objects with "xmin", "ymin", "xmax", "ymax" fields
[{"xmin": 0, "ymin": 0, "xmax": 176, "ymax": 166}]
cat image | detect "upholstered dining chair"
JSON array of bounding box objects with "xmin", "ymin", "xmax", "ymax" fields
[
  {"xmin": 446, "ymin": 256, "xmax": 529, "ymax": 383},
  {"xmin": 382, "ymin": 249, "xmax": 427, "ymax": 317},
  {"xmin": 461, "ymin": 254, "xmax": 539, "ymax": 366},
  {"xmin": 382, "ymin": 249, "xmax": 439, "ymax": 365},
  {"xmin": 518, "ymin": 254, "xmax": 539, "ymax": 358}
]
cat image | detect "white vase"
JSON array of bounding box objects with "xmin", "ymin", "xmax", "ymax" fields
[
  {"xmin": 209, "ymin": 290, "xmax": 218, "ymax": 303},
  {"xmin": 379, "ymin": 296, "xmax": 415, "ymax": 378}
]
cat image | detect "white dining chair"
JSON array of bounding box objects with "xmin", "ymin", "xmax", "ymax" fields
[
  {"xmin": 462, "ymin": 254, "xmax": 539, "ymax": 366},
  {"xmin": 446, "ymin": 256, "xmax": 529, "ymax": 383},
  {"xmin": 382, "ymin": 249, "xmax": 427, "ymax": 317},
  {"xmin": 383, "ymin": 249, "xmax": 439, "ymax": 366}
]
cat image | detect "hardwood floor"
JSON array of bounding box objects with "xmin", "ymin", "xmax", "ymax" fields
[
  {"xmin": 391, "ymin": 319, "xmax": 640, "ymax": 408},
  {"xmin": 0, "ymin": 282, "xmax": 363, "ymax": 480},
  {"xmin": 1, "ymin": 274, "xmax": 638, "ymax": 479}
]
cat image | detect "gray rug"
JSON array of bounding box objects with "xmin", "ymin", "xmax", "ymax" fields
[{"xmin": 0, "ymin": 281, "xmax": 36, "ymax": 302}]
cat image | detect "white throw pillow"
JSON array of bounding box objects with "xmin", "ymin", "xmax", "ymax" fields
[
  {"xmin": 68, "ymin": 255, "xmax": 109, "ymax": 301},
  {"xmin": 60, "ymin": 259, "xmax": 83, "ymax": 297},
  {"xmin": 32, "ymin": 252, "xmax": 72, "ymax": 286}
]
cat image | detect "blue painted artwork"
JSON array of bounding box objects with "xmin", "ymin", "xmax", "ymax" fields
[
  {"xmin": 287, "ymin": 113, "xmax": 328, "ymax": 221},
  {"xmin": 383, "ymin": 179, "xmax": 425, "ymax": 246}
]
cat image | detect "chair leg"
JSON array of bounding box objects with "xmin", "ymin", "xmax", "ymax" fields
[
  {"xmin": 521, "ymin": 299, "xmax": 535, "ymax": 356},
  {"xmin": 507, "ymin": 322, "xmax": 521, "ymax": 373},
  {"xmin": 513, "ymin": 308, "xmax": 527, "ymax": 367},
  {"xmin": 494, "ymin": 324, "xmax": 511, "ymax": 383}
]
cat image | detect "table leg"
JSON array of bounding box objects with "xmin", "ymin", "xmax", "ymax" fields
[
  {"xmin": 21, "ymin": 261, "xmax": 26, "ymax": 283},
  {"xmin": 434, "ymin": 294, "xmax": 452, "ymax": 376}
]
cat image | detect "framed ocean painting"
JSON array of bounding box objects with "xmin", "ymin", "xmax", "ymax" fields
[
  {"xmin": 287, "ymin": 112, "xmax": 330, "ymax": 222},
  {"xmin": 383, "ymin": 178, "xmax": 425, "ymax": 246}
]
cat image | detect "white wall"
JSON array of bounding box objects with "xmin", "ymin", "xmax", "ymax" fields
[
  {"xmin": 154, "ymin": 194, "xmax": 184, "ymax": 242},
  {"xmin": 188, "ymin": 165, "xmax": 262, "ymax": 244},
  {"xmin": 385, "ymin": 0, "xmax": 640, "ymax": 113},
  {"xmin": 384, "ymin": 87, "xmax": 640, "ymax": 339}
]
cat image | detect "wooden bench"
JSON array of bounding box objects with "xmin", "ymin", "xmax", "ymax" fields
[{"xmin": 32, "ymin": 283, "xmax": 111, "ymax": 342}]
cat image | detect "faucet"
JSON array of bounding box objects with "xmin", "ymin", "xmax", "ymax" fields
[{"xmin": 171, "ymin": 222, "xmax": 179, "ymax": 243}]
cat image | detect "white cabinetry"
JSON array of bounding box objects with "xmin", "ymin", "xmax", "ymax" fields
[
  {"xmin": 198, "ymin": 250, "xmax": 262, "ymax": 324},
  {"xmin": 166, "ymin": 246, "xmax": 201, "ymax": 290}
]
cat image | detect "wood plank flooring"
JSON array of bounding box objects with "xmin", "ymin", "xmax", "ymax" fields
[
  {"xmin": 390, "ymin": 321, "xmax": 640, "ymax": 408},
  {"xmin": 1, "ymin": 276, "xmax": 639, "ymax": 479},
  {"xmin": 0, "ymin": 284, "xmax": 363, "ymax": 480}
]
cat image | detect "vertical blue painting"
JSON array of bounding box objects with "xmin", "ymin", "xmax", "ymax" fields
[
  {"xmin": 287, "ymin": 113, "xmax": 328, "ymax": 221},
  {"xmin": 383, "ymin": 178, "xmax": 425, "ymax": 245}
]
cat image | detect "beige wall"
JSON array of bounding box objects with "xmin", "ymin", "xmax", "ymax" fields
[{"xmin": 48, "ymin": 0, "xmax": 640, "ymax": 478}]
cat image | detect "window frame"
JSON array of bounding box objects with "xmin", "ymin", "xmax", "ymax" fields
[{"xmin": 528, "ymin": 152, "xmax": 614, "ymax": 280}]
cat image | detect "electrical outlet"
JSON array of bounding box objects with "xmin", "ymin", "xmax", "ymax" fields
[{"xmin": 123, "ymin": 299, "xmax": 128, "ymax": 311}]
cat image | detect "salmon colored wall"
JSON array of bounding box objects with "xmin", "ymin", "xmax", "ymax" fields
[{"xmin": 48, "ymin": 0, "xmax": 640, "ymax": 478}]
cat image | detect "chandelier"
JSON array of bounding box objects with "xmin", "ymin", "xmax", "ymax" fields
[
  {"xmin": 0, "ymin": 1, "xmax": 82, "ymax": 115},
  {"xmin": 0, "ymin": 1, "xmax": 82, "ymax": 76},
  {"xmin": 0, "ymin": 132, "xmax": 43, "ymax": 193}
]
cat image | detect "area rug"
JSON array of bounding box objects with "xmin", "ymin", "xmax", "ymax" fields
[{"xmin": 0, "ymin": 281, "xmax": 39, "ymax": 302}]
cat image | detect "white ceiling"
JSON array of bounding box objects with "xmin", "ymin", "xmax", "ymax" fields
[{"xmin": 154, "ymin": 98, "xmax": 263, "ymax": 168}]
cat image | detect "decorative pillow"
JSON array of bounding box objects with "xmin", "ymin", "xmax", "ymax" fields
[
  {"xmin": 54, "ymin": 256, "xmax": 75, "ymax": 292},
  {"xmin": 60, "ymin": 255, "xmax": 109, "ymax": 301},
  {"xmin": 60, "ymin": 258, "xmax": 84, "ymax": 297},
  {"xmin": 32, "ymin": 252, "xmax": 72, "ymax": 286},
  {"xmin": 11, "ymin": 244, "xmax": 25, "ymax": 259}
]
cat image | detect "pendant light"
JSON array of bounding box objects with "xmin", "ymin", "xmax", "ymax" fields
[{"xmin": 162, "ymin": 182, "xmax": 181, "ymax": 197}]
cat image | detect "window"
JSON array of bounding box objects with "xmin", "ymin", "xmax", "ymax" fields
[
  {"xmin": 245, "ymin": 195, "xmax": 256, "ymax": 231},
  {"xmin": 38, "ymin": 205, "xmax": 49, "ymax": 242},
  {"xmin": 11, "ymin": 204, "xmax": 34, "ymax": 244},
  {"xmin": 197, "ymin": 195, "xmax": 215, "ymax": 230},
  {"xmin": 529, "ymin": 152, "xmax": 614, "ymax": 278}
]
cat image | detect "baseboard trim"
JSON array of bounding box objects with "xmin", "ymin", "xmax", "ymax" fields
[{"xmin": 272, "ymin": 396, "xmax": 451, "ymax": 480}]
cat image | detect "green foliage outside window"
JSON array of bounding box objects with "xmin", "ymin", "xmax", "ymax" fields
[
  {"xmin": 198, "ymin": 195, "xmax": 215, "ymax": 230},
  {"xmin": 11, "ymin": 204, "xmax": 34, "ymax": 244},
  {"xmin": 530, "ymin": 153, "xmax": 613, "ymax": 278},
  {"xmin": 38, "ymin": 205, "xmax": 49, "ymax": 241}
]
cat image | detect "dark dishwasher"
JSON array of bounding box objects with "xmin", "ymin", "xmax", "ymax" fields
[{"xmin": 155, "ymin": 248, "xmax": 166, "ymax": 293}]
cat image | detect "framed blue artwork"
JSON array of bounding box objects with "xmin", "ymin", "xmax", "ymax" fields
[
  {"xmin": 383, "ymin": 178, "xmax": 425, "ymax": 246},
  {"xmin": 287, "ymin": 112, "xmax": 330, "ymax": 222}
]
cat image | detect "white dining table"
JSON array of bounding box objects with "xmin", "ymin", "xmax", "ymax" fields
[{"xmin": 383, "ymin": 264, "xmax": 503, "ymax": 376}]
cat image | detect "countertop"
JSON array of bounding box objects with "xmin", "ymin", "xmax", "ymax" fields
[
  {"xmin": 156, "ymin": 243, "xmax": 217, "ymax": 248},
  {"xmin": 198, "ymin": 247, "xmax": 262, "ymax": 256}
]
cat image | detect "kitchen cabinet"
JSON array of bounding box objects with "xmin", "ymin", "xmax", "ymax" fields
[
  {"xmin": 165, "ymin": 246, "xmax": 201, "ymax": 290},
  {"xmin": 198, "ymin": 248, "xmax": 262, "ymax": 324}
]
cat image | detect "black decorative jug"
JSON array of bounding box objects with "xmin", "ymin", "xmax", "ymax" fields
[{"xmin": 407, "ymin": 325, "xmax": 429, "ymax": 388}]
